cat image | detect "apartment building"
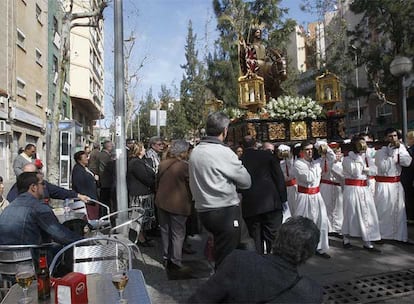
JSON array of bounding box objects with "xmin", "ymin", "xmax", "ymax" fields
[
  {"xmin": 287, "ymin": 1, "xmax": 391, "ymax": 138},
  {"xmin": 0, "ymin": 0, "xmax": 48, "ymax": 181},
  {"xmin": 69, "ymin": 0, "xmax": 105, "ymax": 145},
  {"xmin": 48, "ymin": 0, "xmax": 71, "ymax": 121},
  {"xmin": 0, "ymin": 0, "xmax": 14, "ymax": 179},
  {"xmin": 287, "ymin": 25, "xmax": 307, "ymax": 73}
]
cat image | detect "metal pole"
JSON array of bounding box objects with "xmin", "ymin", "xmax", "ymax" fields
[
  {"xmin": 114, "ymin": 0, "xmax": 128, "ymax": 220},
  {"xmin": 402, "ymin": 75, "xmax": 408, "ymax": 140},
  {"xmin": 130, "ymin": 120, "xmax": 132, "ymax": 138},
  {"xmin": 137, "ymin": 111, "xmax": 140, "ymax": 141},
  {"xmin": 355, "ymin": 53, "xmax": 361, "ymax": 133},
  {"xmin": 156, "ymin": 101, "xmax": 160, "ymax": 137}
]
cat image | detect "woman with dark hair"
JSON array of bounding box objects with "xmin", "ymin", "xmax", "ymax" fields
[
  {"xmin": 71, "ymin": 150, "xmax": 99, "ymax": 219},
  {"xmin": 233, "ymin": 145, "xmax": 244, "ymax": 159},
  {"xmin": 127, "ymin": 142, "xmax": 156, "ymax": 246}
]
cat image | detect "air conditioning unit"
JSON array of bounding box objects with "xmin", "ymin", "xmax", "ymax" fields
[
  {"xmin": 0, "ymin": 96, "xmax": 6, "ymax": 104},
  {"xmin": 45, "ymin": 107, "xmax": 52, "ymax": 116},
  {"xmin": 63, "ymin": 82, "xmax": 70, "ymax": 94},
  {"xmin": 53, "ymin": 32, "xmax": 61, "ymax": 48},
  {"xmin": 0, "ymin": 120, "xmax": 10, "ymax": 133}
]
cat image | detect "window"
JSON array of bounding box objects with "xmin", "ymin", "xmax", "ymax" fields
[
  {"xmin": 53, "ymin": 56, "xmax": 58, "ymax": 73},
  {"xmin": 89, "ymin": 77, "xmax": 93, "ymax": 94},
  {"xmin": 376, "ymin": 104, "xmax": 393, "ymax": 117},
  {"xmin": 17, "ymin": 78, "xmax": 26, "ymax": 98},
  {"xmin": 35, "ymin": 91, "xmax": 42, "ymax": 107},
  {"xmin": 36, "ymin": 4, "xmax": 43, "ymax": 24},
  {"xmin": 17, "ymin": 29, "xmax": 26, "ymax": 51},
  {"xmin": 53, "ymin": 16, "xmax": 58, "ymax": 34},
  {"xmin": 35, "ymin": 48, "xmax": 42, "ymax": 66}
]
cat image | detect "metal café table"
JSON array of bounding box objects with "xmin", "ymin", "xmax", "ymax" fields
[{"xmin": 1, "ymin": 269, "xmax": 151, "ymax": 304}]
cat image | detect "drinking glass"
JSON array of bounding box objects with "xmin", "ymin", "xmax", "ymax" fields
[
  {"xmin": 15, "ymin": 264, "xmax": 35, "ymax": 304},
  {"xmin": 111, "ymin": 271, "xmax": 129, "ymax": 303}
]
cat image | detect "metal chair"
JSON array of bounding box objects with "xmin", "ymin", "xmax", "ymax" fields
[
  {"xmin": 49, "ymin": 237, "xmax": 133, "ymax": 277},
  {"xmin": 68, "ymin": 199, "xmax": 110, "ymax": 230},
  {"xmin": 96, "ymin": 207, "xmax": 146, "ymax": 265},
  {"xmin": 97, "ymin": 207, "xmax": 145, "ymax": 236}
]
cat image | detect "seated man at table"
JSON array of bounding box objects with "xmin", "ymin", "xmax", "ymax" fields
[
  {"xmin": 0, "ymin": 172, "xmax": 82, "ymax": 245},
  {"xmin": 188, "ymin": 216, "xmax": 323, "ymax": 303},
  {"xmin": 7, "ymin": 163, "xmax": 90, "ymax": 204}
]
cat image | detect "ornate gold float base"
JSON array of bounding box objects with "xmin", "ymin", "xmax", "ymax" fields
[{"xmin": 227, "ymin": 115, "xmax": 345, "ymax": 145}]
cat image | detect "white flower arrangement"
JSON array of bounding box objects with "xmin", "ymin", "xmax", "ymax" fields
[
  {"xmin": 224, "ymin": 107, "xmax": 247, "ymax": 120},
  {"xmin": 265, "ymin": 95, "xmax": 324, "ymax": 120}
]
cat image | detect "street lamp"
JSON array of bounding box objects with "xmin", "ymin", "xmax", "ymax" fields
[{"xmin": 390, "ymin": 56, "xmax": 413, "ymax": 139}]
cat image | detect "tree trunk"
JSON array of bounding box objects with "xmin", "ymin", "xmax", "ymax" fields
[{"xmin": 47, "ymin": 16, "xmax": 71, "ymax": 184}]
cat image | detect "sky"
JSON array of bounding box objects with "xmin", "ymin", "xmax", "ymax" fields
[{"xmin": 103, "ymin": 0, "xmax": 316, "ymax": 121}]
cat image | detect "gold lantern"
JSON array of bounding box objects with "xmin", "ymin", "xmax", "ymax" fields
[
  {"xmin": 238, "ymin": 73, "xmax": 266, "ymax": 113},
  {"xmin": 316, "ymin": 71, "xmax": 341, "ymax": 111}
]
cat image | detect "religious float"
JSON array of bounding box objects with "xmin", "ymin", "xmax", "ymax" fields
[{"xmin": 226, "ymin": 27, "xmax": 346, "ymax": 145}]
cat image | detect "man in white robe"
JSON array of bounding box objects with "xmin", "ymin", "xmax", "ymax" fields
[
  {"xmin": 375, "ymin": 128, "xmax": 412, "ymax": 242},
  {"xmin": 293, "ymin": 140, "xmax": 334, "ymax": 258},
  {"xmin": 277, "ymin": 144, "xmax": 296, "ymax": 218},
  {"xmin": 342, "ymin": 137, "xmax": 381, "ymax": 252},
  {"xmin": 320, "ymin": 142, "xmax": 344, "ymax": 237}
]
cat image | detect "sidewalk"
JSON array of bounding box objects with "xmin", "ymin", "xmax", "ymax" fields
[{"xmin": 136, "ymin": 225, "xmax": 414, "ymax": 304}]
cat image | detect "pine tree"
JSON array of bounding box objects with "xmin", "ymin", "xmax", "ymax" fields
[
  {"xmin": 180, "ymin": 21, "xmax": 207, "ymax": 138},
  {"xmin": 158, "ymin": 85, "xmax": 190, "ymax": 139}
]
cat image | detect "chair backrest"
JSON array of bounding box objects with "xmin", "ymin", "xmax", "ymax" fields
[
  {"xmin": 69, "ymin": 199, "xmax": 110, "ymax": 229},
  {"xmin": 88, "ymin": 199, "xmax": 110, "ymax": 216},
  {"xmin": 49, "ymin": 237, "xmax": 133, "ymax": 277},
  {"xmin": 69, "ymin": 200, "xmax": 89, "ymax": 219},
  {"xmin": 0, "ymin": 245, "xmax": 33, "ymax": 276},
  {"xmin": 97, "ymin": 207, "xmax": 145, "ymax": 237}
]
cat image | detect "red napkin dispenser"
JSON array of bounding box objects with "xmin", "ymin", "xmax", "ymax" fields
[{"xmin": 53, "ymin": 272, "xmax": 88, "ymax": 304}]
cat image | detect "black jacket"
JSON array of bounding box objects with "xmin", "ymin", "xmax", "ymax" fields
[
  {"xmin": 188, "ymin": 249, "xmax": 323, "ymax": 303},
  {"xmin": 71, "ymin": 163, "xmax": 98, "ymax": 200},
  {"xmin": 126, "ymin": 157, "xmax": 155, "ymax": 197},
  {"xmin": 240, "ymin": 149, "xmax": 287, "ymax": 218}
]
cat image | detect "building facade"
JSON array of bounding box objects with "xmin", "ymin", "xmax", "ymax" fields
[
  {"xmin": 0, "ymin": 0, "xmax": 49, "ymax": 182},
  {"xmin": 0, "ymin": 0, "xmax": 105, "ymax": 184},
  {"xmin": 69, "ymin": 0, "xmax": 105, "ymax": 146}
]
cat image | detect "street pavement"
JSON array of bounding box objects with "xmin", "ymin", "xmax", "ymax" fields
[{"xmin": 136, "ymin": 224, "xmax": 414, "ymax": 304}]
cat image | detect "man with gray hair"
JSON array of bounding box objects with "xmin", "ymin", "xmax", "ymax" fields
[
  {"xmin": 189, "ymin": 112, "xmax": 251, "ymax": 268},
  {"xmin": 146, "ymin": 136, "xmax": 164, "ymax": 174},
  {"xmin": 188, "ymin": 216, "xmax": 323, "ymax": 303}
]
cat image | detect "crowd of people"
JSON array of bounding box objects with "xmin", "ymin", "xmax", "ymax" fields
[{"xmin": 1, "ymin": 111, "xmax": 414, "ymax": 303}]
